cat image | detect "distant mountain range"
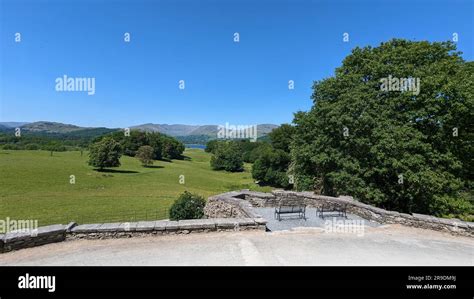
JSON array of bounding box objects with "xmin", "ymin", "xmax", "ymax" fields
[
  {"xmin": 130, "ymin": 123, "xmax": 278, "ymax": 137},
  {"xmin": 0, "ymin": 121, "xmax": 279, "ymax": 142}
]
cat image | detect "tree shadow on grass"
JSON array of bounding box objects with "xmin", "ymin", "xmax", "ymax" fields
[
  {"xmin": 143, "ymin": 165, "xmax": 164, "ymax": 169},
  {"xmin": 94, "ymin": 169, "xmax": 139, "ymax": 174},
  {"xmin": 153, "ymin": 155, "xmax": 189, "ymax": 163}
]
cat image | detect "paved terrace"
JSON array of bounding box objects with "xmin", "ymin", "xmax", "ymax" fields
[
  {"xmin": 253, "ymin": 207, "xmax": 381, "ymax": 232},
  {"xmin": 0, "ymin": 224, "xmax": 472, "ymax": 266}
]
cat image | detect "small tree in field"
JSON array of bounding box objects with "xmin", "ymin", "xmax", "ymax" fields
[
  {"xmin": 136, "ymin": 145, "xmax": 154, "ymax": 167},
  {"xmin": 88, "ymin": 137, "xmax": 122, "ymax": 170}
]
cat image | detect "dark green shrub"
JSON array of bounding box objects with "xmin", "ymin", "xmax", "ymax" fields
[{"xmin": 169, "ymin": 191, "xmax": 206, "ymax": 220}]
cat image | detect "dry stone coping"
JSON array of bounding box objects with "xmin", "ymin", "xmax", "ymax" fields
[
  {"xmin": 36, "ymin": 224, "xmax": 67, "ymax": 236},
  {"xmin": 118, "ymin": 222, "xmax": 137, "ymax": 231},
  {"xmin": 164, "ymin": 221, "xmax": 180, "ymax": 231},
  {"xmin": 65, "ymin": 222, "xmax": 77, "ymax": 232},
  {"xmin": 71, "ymin": 223, "xmax": 102, "ymax": 233},
  {"xmin": 213, "ymin": 218, "xmax": 240, "ymax": 229},
  {"xmin": 235, "ymin": 218, "xmax": 257, "ymax": 226},
  {"xmin": 240, "ymin": 190, "xmax": 276, "ymax": 199},
  {"xmin": 97, "ymin": 223, "xmax": 122, "ymax": 232},
  {"xmin": 135, "ymin": 221, "xmax": 156, "ymax": 231},
  {"xmin": 3, "ymin": 230, "xmax": 34, "ymax": 242},
  {"xmin": 153, "ymin": 220, "xmax": 168, "ymax": 231},
  {"xmin": 178, "ymin": 219, "xmax": 216, "ymax": 230}
]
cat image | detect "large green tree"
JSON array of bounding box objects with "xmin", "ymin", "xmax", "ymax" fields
[
  {"xmin": 291, "ymin": 39, "xmax": 473, "ymax": 218},
  {"xmin": 88, "ymin": 137, "xmax": 122, "ymax": 170}
]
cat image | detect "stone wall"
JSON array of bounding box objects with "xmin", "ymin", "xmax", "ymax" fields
[
  {"xmin": 67, "ymin": 218, "xmax": 266, "ymax": 240},
  {"xmin": 0, "ymin": 224, "xmax": 71, "ymax": 253},
  {"xmin": 232, "ymin": 189, "xmax": 473, "ymax": 237},
  {"xmin": 204, "ymin": 191, "xmax": 265, "ymax": 219},
  {"xmin": 0, "ymin": 218, "xmax": 266, "ymax": 253}
]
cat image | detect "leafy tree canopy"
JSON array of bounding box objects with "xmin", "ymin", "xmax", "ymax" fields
[
  {"xmin": 88, "ymin": 137, "xmax": 122, "ymax": 170},
  {"xmin": 268, "ymin": 123, "xmax": 296, "ymax": 152},
  {"xmin": 291, "ymin": 39, "xmax": 473, "ymax": 218}
]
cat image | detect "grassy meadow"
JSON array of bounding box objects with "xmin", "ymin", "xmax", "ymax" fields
[{"xmin": 0, "ymin": 149, "xmax": 271, "ymax": 226}]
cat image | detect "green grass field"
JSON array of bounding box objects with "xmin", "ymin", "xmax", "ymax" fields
[{"xmin": 0, "ymin": 149, "xmax": 271, "ymax": 226}]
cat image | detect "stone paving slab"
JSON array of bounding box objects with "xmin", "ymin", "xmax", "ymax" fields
[
  {"xmin": 153, "ymin": 221, "xmax": 168, "ymax": 231},
  {"xmin": 118, "ymin": 222, "xmax": 137, "ymax": 232},
  {"xmin": 135, "ymin": 221, "xmax": 156, "ymax": 232},
  {"xmin": 98, "ymin": 223, "xmax": 122, "ymax": 232},
  {"xmin": 164, "ymin": 221, "xmax": 180, "ymax": 231},
  {"xmin": 36, "ymin": 225, "xmax": 66, "ymax": 236},
  {"xmin": 71, "ymin": 224, "xmax": 102, "ymax": 233},
  {"xmin": 214, "ymin": 218, "xmax": 239, "ymax": 229},
  {"xmin": 254, "ymin": 207, "xmax": 381, "ymax": 232},
  {"xmin": 178, "ymin": 219, "xmax": 216, "ymax": 230}
]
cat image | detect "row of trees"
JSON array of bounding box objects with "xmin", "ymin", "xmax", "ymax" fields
[
  {"xmin": 0, "ymin": 128, "xmax": 117, "ymax": 151},
  {"xmin": 206, "ymin": 139, "xmax": 271, "ymax": 172},
  {"xmin": 0, "ymin": 134, "xmax": 81, "ymax": 151},
  {"xmin": 88, "ymin": 131, "xmax": 185, "ymax": 169},
  {"xmin": 102, "ymin": 130, "xmax": 185, "ymax": 160}
]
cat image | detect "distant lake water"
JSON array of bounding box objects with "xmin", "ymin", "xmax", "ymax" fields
[{"xmin": 185, "ymin": 144, "xmax": 206, "ymax": 150}]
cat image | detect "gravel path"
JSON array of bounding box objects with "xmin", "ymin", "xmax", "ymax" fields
[{"xmin": 0, "ymin": 224, "xmax": 472, "ymax": 266}]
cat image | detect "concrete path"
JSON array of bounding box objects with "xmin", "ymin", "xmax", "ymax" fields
[{"xmin": 0, "ymin": 224, "xmax": 472, "ymax": 266}]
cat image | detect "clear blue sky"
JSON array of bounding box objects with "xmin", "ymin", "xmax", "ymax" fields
[{"xmin": 1, "ymin": 0, "xmax": 472, "ymax": 127}]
